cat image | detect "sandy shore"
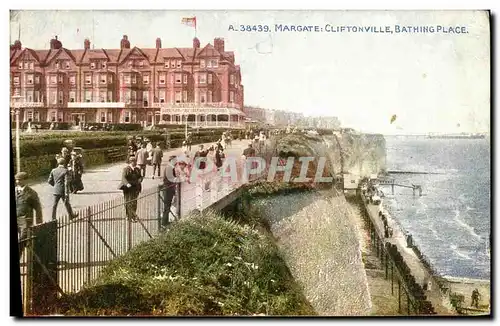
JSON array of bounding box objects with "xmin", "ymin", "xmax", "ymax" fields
[{"xmin": 253, "ymin": 190, "xmax": 372, "ymax": 316}]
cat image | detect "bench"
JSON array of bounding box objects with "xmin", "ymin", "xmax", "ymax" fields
[{"xmin": 106, "ymin": 148, "xmax": 127, "ymax": 162}]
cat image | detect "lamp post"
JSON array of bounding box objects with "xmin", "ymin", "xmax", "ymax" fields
[{"xmin": 11, "ymin": 96, "xmax": 23, "ymax": 174}]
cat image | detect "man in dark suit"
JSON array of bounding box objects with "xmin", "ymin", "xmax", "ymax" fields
[
  {"xmin": 119, "ymin": 156, "xmax": 143, "ymax": 221},
  {"xmin": 161, "ymin": 155, "xmax": 178, "ymax": 228},
  {"xmin": 151, "ymin": 142, "xmax": 163, "ymax": 179},
  {"xmin": 15, "ymin": 171, "xmax": 43, "ymax": 257},
  {"xmin": 48, "ymin": 158, "xmax": 78, "ymax": 220}
]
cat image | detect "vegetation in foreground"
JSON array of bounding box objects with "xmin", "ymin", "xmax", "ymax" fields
[{"xmin": 55, "ymin": 210, "xmax": 315, "ymax": 316}]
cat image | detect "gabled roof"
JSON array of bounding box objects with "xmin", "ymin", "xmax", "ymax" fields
[
  {"xmin": 118, "ymin": 47, "xmax": 153, "ymax": 64},
  {"xmin": 10, "ymin": 48, "xmax": 43, "ymax": 65},
  {"xmin": 141, "ymin": 48, "xmax": 159, "ymax": 62},
  {"xmin": 71, "ymin": 49, "xmax": 86, "ymax": 63},
  {"xmin": 35, "ymin": 50, "xmax": 50, "ymax": 63},
  {"xmin": 196, "ymin": 43, "xmax": 221, "ymax": 57},
  {"xmin": 156, "ymin": 48, "xmax": 183, "ymax": 62},
  {"xmin": 103, "ymin": 49, "xmax": 121, "ymax": 63},
  {"xmin": 82, "ymin": 49, "xmax": 108, "ymax": 62},
  {"xmin": 45, "ymin": 48, "xmax": 77, "ymax": 65}
]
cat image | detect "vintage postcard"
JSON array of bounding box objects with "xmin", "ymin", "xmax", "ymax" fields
[{"xmin": 10, "ymin": 10, "xmax": 490, "ymax": 317}]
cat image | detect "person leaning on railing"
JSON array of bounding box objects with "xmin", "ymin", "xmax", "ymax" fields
[
  {"xmin": 15, "ymin": 172, "xmax": 43, "ymax": 257},
  {"xmin": 118, "ymin": 156, "xmax": 143, "ymax": 222}
]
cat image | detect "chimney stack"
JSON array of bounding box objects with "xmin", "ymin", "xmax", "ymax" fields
[
  {"xmin": 84, "ymin": 38, "xmax": 91, "ymax": 50},
  {"xmin": 193, "ymin": 37, "xmax": 200, "ymax": 49},
  {"xmin": 156, "ymin": 38, "xmax": 162, "ymax": 49},
  {"xmin": 214, "ymin": 38, "xmax": 225, "ymax": 53},
  {"xmin": 50, "ymin": 36, "xmax": 62, "ymax": 50},
  {"xmin": 120, "ymin": 35, "xmax": 130, "ymax": 49},
  {"xmin": 11, "ymin": 40, "xmax": 22, "ymax": 50}
]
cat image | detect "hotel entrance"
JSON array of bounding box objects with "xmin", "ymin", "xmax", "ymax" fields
[{"xmin": 71, "ymin": 113, "xmax": 86, "ymax": 125}]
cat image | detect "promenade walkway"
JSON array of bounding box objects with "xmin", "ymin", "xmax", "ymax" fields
[{"xmin": 31, "ymin": 140, "xmax": 251, "ymax": 223}]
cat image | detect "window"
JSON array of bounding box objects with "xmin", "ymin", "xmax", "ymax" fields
[
  {"xmin": 102, "ymin": 61, "xmax": 107, "ymax": 69},
  {"xmin": 125, "ymin": 90, "xmax": 131, "ymax": 104},
  {"xmin": 207, "ymin": 59, "xmax": 212, "ymax": 68},
  {"xmin": 182, "ymin": 90, "xmax": 187, "ymax": 102},
  {"xmin": 124, "ymin": 74, "xmax": 131, "ymax": 84},
  {"xmin": 176, "ymin": 60, "xmax": 182, "ymax": 68},
  {"xmin": 13, "ymin": 88, "xmax": 20, "ymax": 96},
  {"xmin": 124, "ymin": 111, "xmax": 130, "ymax": 123},
  {"xmin": 208, "ymin": 74, "xmax": 212, "ymax": 84},
  {"xmin": 34, "ymin": 91, "xmax": 40, "ymax": 102},
  {"xmin": 55, "ymin": 61, "xmax": 60, "ymax": 69},
  {"xmin": 199, "ymin": 73, "xmax": 206, "ymax": 84},
  {"xmin": 212, "ymin": 59, "xmax": 218, "ymax": 67},
  {"xmin": 51, "ymin": 91, "xmax": 57, "ymax": 104},
  {"xmin": 200, "ymin": 59, "xmax": 205, "ymax": 68},
  {"xmin": 24, "ymin": 62, "xmax": 29, "ymax": 69},
  {"xmin": 70, "ymin": 75, "xmax": 76, "ymax": 85},
  {"xmin": 107, "ymin": 91, "xmax": 112, "ymax": 102},
  {"xmin": 58, "ymin": 75, "xmax": 63, "ymax": 84},
  {"xmin": 183, "ymin": 75, "xmax": 188, "ymax": 84},
  {"xmin": 159, "ymin": 73, "xmax": 165, "ymax": 84},
  {"xmin": 139, "ymin": 61, "xmax": 144, "ymax": 68},
  {"xmin": 100, "ymin": 112, "xmax": 106, "ymax": 123},
  {"xmin": 26, "ymin": 111, "xmax": 33, "ymax": 121},
  {"xmin": 159, "ymin": 90, "xmax": 165, "ymax": 103},
  {"xmin": 131, "ymin": 90, "xmax": 136, "ymax": 102},
  {"xmin": 58, "ymin": 91, "xmax": 63, "ymax": 104},
  {"xmin": 132, "ymin": 74, "xmax": 137, "ymax": 84},
  {"xmin": 13, "ymin": 76, "xmax": 20, "ymax": 85},
  {"xmin": 50, "ymin": 111, "xmax": 56, "ymax": 122},
  {"xmin": 230, "ymin": 74, "xmax": 235, "ymax": 85},
  {"xmin": 229, "ymin": 91, "xmax": 234, "ymax": 103},
  {"xmin": 170, "ymin": 60, "xmax": 175, "ymax": 68},
  {"xmin": 90, "ymin": 62, "xmax": 96, "ymax": 69},
  {"xmin": 108, "ymin": 75, "xmax": 113, "ymax": 84},
  {"xmin": 208, "ymin": 91, "xmax": 212, "ymax": 103},
  {"xmin": 175, "ymin": 91, "xmax": 181, "ymax": 103},
  {"xmin": 26, "ymin": 90, "xmax": 33, "ymax": 102},
  {"xmin": 128, "ymin": 60, "xmax": 133, "ymax": 67},
  {"xmin": 85, "ymin": 90, "xmax": 91, "ymax": 102},
  {"xmin": 99, "ymin": 91, "xmax": 106, "ymax": 103},
  {"xmin": 85, "ymin": 74, "xmax": 92, "ymax": 85},
  {"xmin": 65, "ymin": 61, "xmax": 70, "ymax": 69},
  {"xmin": 35, "ymin": 76, "xmax": 40, "ymax": 84},
  {"xmin": 165, "ymin": 60, "xmax": 169, "ymax": 68},
  {"xmin": 100, "ymin": 74, "xmax": 107, "ymax": 84},
  {"xmin": 18, "ymin": 62, "xmax": 23, "ymax": 69},
  {"xmin": 143, "ymin": 74, "xmax": 149, "ymax": 84},
  {"xmin": 200, "ymin": 90, "xmax": 206, "ymax": 103},
  {"xmin": 175, "ymin": 73, "xmax": 182, "ymax": 84},
  {"xmin": 143, "ymin": 91, "xmax": 149, "ymax": 107},
  {"xmin": 69, "ymin": 91, "xmax": 76, "ymax": 102},
  {"xmin": 50, "ymin": 75, "xmax": 57, "ymax": 84},
  {"xmin": 34, "ymin": 111, "xmax": 40, "ymax": 122},
  {"xmin": 27, "ymin": 74, "xmax": 34, "ymax": 84},
  {"xmin": 29, "ymin": 62, "xmax": 34, "ymax": 70}
]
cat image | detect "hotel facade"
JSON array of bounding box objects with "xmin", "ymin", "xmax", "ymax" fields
[{"xmin": 10, "ymin": 35, "xmax": 245, "ymax": 128}]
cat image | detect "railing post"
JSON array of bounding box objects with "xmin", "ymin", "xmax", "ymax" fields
[
  {"xmin": 398, "ymin": 280, "xmax": 402, "ymax": 313},
  {"xmin": 24, "ymin": 228, "xmax": 34, "ymax": 316},
  {"xmin": 175, "ymin": 182, "xmax": 182, "ymax": 219},
  {"xmin": 86, "ymin": 206, "xmax": 92, "ymax": 283},
  {"xmin": 391, "ymin": 262, "xmax": 394, "ymax": 295},
  {"xmin": 157, "ymin": 185, "xmax": 162, "ymax": 230},
  {"xmin": 127, "ymin": 209, "xmax": 132, "ymax": 252}
]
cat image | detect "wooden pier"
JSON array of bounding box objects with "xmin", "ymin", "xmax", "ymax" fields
[{"xmin": 378, "ymin": 179, "xmax": 422, "ymax": 196}]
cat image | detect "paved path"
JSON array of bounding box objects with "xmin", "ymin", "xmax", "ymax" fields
[{"xmin": 32, "ymin": 140, "xmax": 250, "ymax": 223}]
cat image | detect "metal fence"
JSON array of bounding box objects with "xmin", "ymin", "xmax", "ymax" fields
[{"xmin": 17, "ymin": 137, "xmax": 282, "ymax": 314}]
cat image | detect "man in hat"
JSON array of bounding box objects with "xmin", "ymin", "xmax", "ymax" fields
[
  {"xmin": 15, "ymin": 172, "xmax": 43, "ymax": 257},
  {"xmin": 136, "ymin": 143, "xmax": 149, "ymax": 178},
  {"xmin": 161, "ymin": 155, "xmax": 180, "ymax": 228},
  {"xmin": 48, "ymin": 158, "xmax": 78, "ymax": 220},
  {"xmin": 68, "ymin": 151, "xmax": 84, "ymax": 193},
  {"xmin": 119, "ymin": 156, "xmax": 143, "ymax": 221},
  {"xmin": 150, "ymin": 142, "xmax": 163, "ymax": 179}
]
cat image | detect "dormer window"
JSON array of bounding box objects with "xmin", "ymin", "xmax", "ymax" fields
[
  {"xmin": 90, "ymin": 62, "xmax": 96, "ymax": 69},
  {"xmin": 58, "ymin": 75, "xmax": 63, "ymax": 84},
  {"xmin": 176, "ymin": 60, "xmax": 182, "ymax": 68},
  {"xmin": 128, "ymin": 60, "xmax": 133, "ymax": 67},
  {"xmin": 65, "ymin": 61, "xmax": 70, "ymax": 69},
  {"xmin": 139, "ymin": 61, "xmax": 144, "ymax": 68},
  {"xmin": 165, "ymin": 60, "xmax": 169, "ymax": 68},
  {"xmin": 24, "ymin": 62, "xmax": 29, "ymax": 69},
  {"xmin": 55, "ymin": 61, "xmax": 60, "ymax": 69},
  {"xmin": 18, "ymin": 62, "xmax": 23, "ymax": 69},
  {"xmin": 200, "ymin": 60, "xmax": 205, "ymax": 68},
  {"xmin": 170, "ymin": 60, "xmax": 175, "ymax": 68},
  {"xmin": 29, "ymin": 62, "xmax": 34, "ymax": 70},
  {"xmin": 132, "ymin": 74, "xmax": 137, "ymax": 84},
  {"xmin": 102, "ymin": 61, "xmax": 107, "ymax": 69}
]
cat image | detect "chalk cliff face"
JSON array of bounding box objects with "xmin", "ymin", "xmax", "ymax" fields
[{"xmin": 324, "ymin": 133, "xmax": 387, "ymax": 177}]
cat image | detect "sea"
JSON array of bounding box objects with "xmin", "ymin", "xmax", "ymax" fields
[{"xmin": 382, "ymin": 136, "xmax": 491, "ymax": 280}]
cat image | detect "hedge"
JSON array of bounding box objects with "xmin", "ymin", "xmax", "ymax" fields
[
  {"xmin": 17, "ymin": 134, "xmax": 225, "ymax": 180},
  {"xmin": 55, "ymin": 212, "xmax": 315, "ymax": 316}
]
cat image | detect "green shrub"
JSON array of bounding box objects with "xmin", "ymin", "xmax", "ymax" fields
[{"xmin": 56, "ymin": 212, "xmax": 315, "ymax": 316}]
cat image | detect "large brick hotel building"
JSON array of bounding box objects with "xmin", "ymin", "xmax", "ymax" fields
[{"xmin": 10, "ymin": 35, "xmax": 245, "ymax": 128}]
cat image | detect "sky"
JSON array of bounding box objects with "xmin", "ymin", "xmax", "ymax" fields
[{"xmin": 9, "ymin": 10, "xmax": 490, "ymax": 134}]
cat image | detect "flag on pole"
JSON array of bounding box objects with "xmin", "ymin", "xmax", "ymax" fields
[{"xmin": 181, "ymin": 17, "xmax": 197, "ymax": 29}]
